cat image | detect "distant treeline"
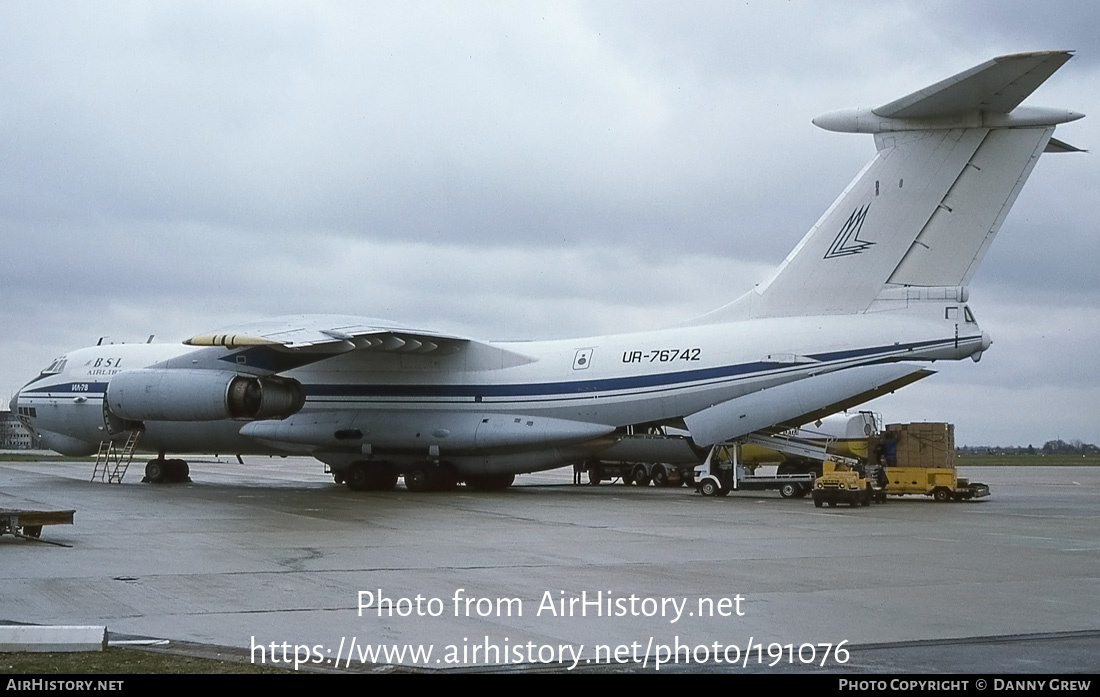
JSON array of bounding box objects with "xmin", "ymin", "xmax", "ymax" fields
[{"xmin": 958, "ymin": 439, "xmax": 1100, "ymax": 456}]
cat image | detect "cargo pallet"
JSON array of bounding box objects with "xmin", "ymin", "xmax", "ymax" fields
[{"xmin": 0, "ymin": 508, "xmax": 75, "ymax": 544}]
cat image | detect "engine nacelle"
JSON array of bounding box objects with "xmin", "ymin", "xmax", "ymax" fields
[{"xmin": 106, "ymin": 369, "xmax": 305, "ymax": 422}]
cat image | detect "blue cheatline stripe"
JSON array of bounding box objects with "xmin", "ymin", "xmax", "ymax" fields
[
  {"xmin": 307, "ymin": 359, "xmax": 783, "ymax": 398},
  {"xmin": 306, "ymin": 337, "xmax": 970, "ymax": 399},
  {"xmin": 24, "ymin": 382, "xmax": 108, "ymax": 394}
]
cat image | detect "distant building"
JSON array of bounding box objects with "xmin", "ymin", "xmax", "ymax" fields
[{"xmin": 1, "ymin": 410, "xmax": 41, "ymax": 449}]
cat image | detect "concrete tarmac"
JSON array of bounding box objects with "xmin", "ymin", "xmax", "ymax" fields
[{"xmin": 1, "ymin": 457, "xmax": 1098, "ymax": 673}]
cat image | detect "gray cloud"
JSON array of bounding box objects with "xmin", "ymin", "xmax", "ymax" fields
[{"xmin": 2, "ymin": 2, "xmax": 1097, "ymax": 444}]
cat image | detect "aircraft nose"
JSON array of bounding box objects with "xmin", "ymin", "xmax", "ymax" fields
[{"xmin": 9, "ymin": 390, "xmax": 19, "ymax": 413}]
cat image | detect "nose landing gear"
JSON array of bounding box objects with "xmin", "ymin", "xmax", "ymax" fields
[{"xmin": 144, "ymin": 455, "xmax": 191, "ymax": 484}]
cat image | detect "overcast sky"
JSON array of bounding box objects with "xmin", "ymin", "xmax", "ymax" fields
[{"xmin": 2, "ymin": 1, "xmax": 1097, "ymax": 446}]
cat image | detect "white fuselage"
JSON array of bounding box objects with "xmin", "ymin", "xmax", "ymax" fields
[{"xmin": 13, "ymin": 304, "xmax": 986, "ymax": 475}]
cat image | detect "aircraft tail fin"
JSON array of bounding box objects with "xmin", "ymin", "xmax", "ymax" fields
[{"xmin": 697, "ymin": 51, "xmax": 1083, "ymax": 323}]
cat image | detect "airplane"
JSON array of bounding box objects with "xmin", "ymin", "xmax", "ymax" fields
[{"xmin": 10, "ymin": 51, "xmax": 1084, "ymax": 493}]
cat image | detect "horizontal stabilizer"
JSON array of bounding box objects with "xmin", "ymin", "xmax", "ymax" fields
[
  {"xmin": 1046, "ymin": 137, "xmax": 1087, "ymax": 153},
  {"xmin": 875, "ymin": 50, "xmax": 1072, "ymax": 119}
]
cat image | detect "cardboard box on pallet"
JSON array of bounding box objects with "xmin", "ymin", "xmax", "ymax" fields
[{"xmin": 884, "ymin": 423, "xmax": 956, "ymax": 469}]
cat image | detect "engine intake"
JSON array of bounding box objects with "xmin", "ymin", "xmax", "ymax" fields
[{"xmin": 106, "ymin": 369, "xmax": 305, "ymax": 422}]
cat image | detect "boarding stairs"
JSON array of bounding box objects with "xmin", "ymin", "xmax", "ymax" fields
[{"xmin": 92, "ymin": 430, "xmax": 141, "ymax": 483}]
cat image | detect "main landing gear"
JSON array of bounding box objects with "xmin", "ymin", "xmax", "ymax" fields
[
  {"xmin": 464, "ymin": 473, "xmax": 515, "ymax": 491},
  {"xmin": 340, "ymin": 461, "xmax": 515, "ymax": 493},
  {"xmin": 144, "ymin": 454, "xmax": 191, "ymax": 484},
  {"xmin": 344, "ymin": 462, "xmax": 401, "ymax": 492}
]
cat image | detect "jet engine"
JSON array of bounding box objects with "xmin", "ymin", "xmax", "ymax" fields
[{"xmin": 106, "ymin": 369, "xmax": 305, "ymax": 422}]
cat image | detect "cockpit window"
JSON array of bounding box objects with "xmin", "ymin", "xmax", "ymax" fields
[
  {"xmin": 40, "ymin": 357, "xmax": 67, "ymax": 376},
  {"xmin": 964, "ymin": 306, "xmax": 976, "ymax": 323}
]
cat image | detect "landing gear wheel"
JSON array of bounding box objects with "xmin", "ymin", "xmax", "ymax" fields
[
  {"xmin": 465, "ymin": 473, "xmax": 515, "ymax": 491},
  {"xmin": 345, "ymin": 463, "xmax": 400, "ymax": 492},
  {"xmin": 434, "ymin": 463, "xmax": 459, "ymax": 492},
  {"xmin": 374, "ymin": 470, "xmax": 399, "ymax": 491},
  {"xmin": 167, "ymin": 459, "xmax": 190, "ymax": 483},
  {"xmin": 404, "ymin": 468, "xmax": 434, "ymax": 493},
  {"xmin": 145, "ymin": 459, "xmax": 167, "ymax": 484},
  {"xmin": 345, "ymin": 463, "xmax": 372, "ymax": 492},
  {"xmin": 631, "ymin": 465, "xmax": 650, "ymax": 487}
]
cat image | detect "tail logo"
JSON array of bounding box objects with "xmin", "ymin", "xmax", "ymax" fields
[{"xmin": 824, "ymin": 203, "xmax": 874, "ymax": 259}]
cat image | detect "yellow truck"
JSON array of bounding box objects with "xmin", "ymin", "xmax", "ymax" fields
[
  {"xmin": 873, "ymin": 423, "xmax": 989, "ymax": 501},
  {"xmin": 883, "ymin": 467, "xmax": 989, "ymax": 501},
  {"xmin": 811, "ymin": 460, "xmax": 884, "ymax": 508}
]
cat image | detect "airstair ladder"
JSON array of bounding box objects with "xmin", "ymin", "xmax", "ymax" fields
[
  {"xmin": 741, "ymin": 432, "xmax": 831, "ymax": 462},
  {"xmin": 92, "ymin": 430, "xmax": 141, "ymax": 483},
  {"xmin": 742, "ymin": 430, "xmax": 862, "ymax": 466}
]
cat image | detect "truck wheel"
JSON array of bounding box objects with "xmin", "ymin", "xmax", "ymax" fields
[
  {"xmin": 651, "ymin": 465, "xmax": 669, "ymax": 487},
  {"xmin": 631, "ymin": 465, "xmax": 651, "ymax": 487},
  {"xmin": 699, "ymin": 479, "xmax": 721, "ymax": 497},
  {"xmin": 933, "ymin": 488, "xmax": 952, "ymax": 502},
  {"xmin": 813, "ymin": 497, "xmax": 823, "ymax": 508},
  {"xmin": 779, "ymin": 483, "xmax": 800, "ymax": 499}
]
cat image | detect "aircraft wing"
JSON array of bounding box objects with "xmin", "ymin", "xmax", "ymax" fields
[
  {"xmin": 175, "ymin": 314, "xmax": 537, "ymax": 377},
  {"xmin": 185, "ymin": 314, "xmax": 470, "ymax": 355}
]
